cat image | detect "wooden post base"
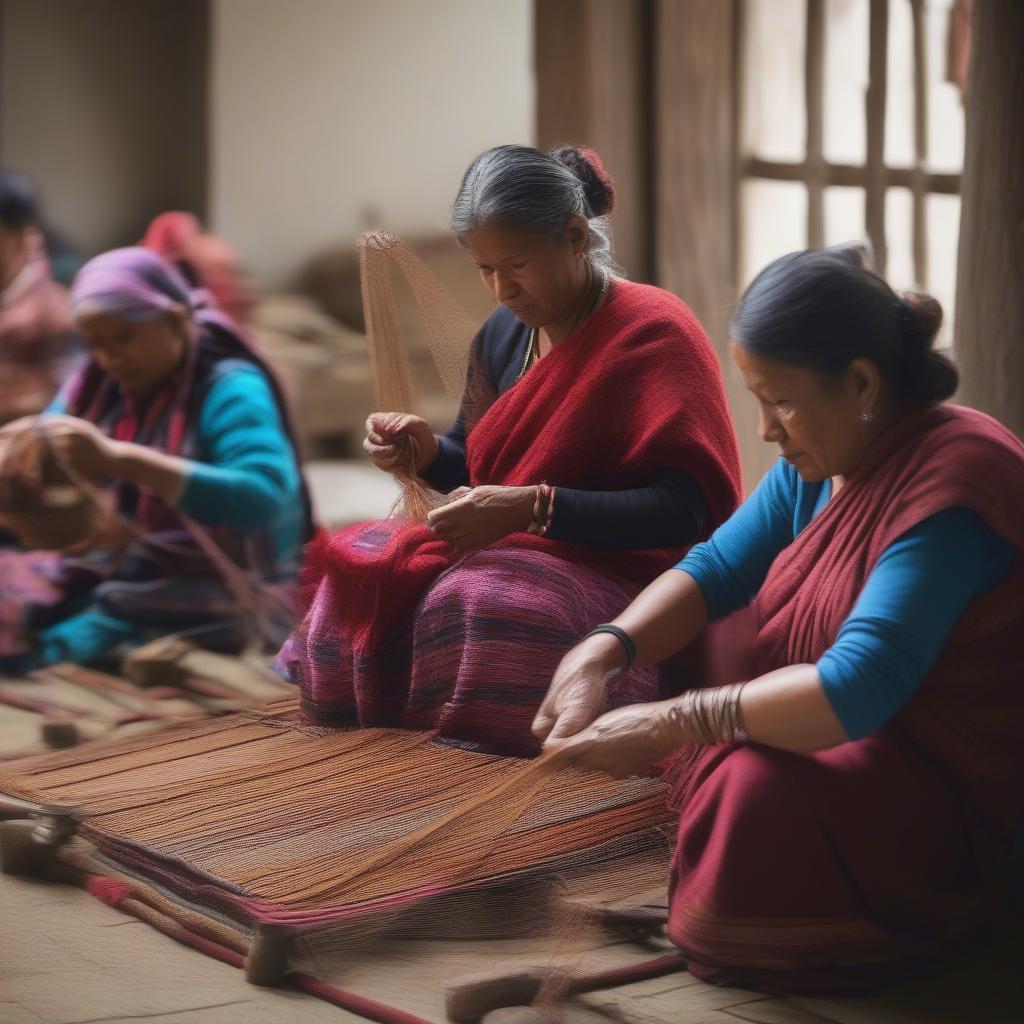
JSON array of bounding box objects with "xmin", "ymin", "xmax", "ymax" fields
[{"xmin": 245, "ymin": 923, "xmax": 291, "ymax": 986}]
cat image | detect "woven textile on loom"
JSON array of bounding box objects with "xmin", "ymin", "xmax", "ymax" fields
[{"xmin": 0, "ymin": 700, "xmax": 673, "ymax": 947}]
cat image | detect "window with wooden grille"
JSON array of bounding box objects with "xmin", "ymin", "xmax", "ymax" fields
[{"xmin": 739, "ymin": 0, "xmax": 965, "ymax": 346}]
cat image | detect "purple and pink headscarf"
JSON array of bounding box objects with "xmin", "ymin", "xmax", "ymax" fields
[{"xmin": 69, "ymin": 246, "xmax": 197, "ymax": 325}]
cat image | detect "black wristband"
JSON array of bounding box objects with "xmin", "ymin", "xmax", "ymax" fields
[{"xmin": 583, "ymin": 624, "xmax": 637, "ymax": 672}]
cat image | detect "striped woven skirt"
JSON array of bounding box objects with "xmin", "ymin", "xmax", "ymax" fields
[{"xmin": 283, "ymin": 543, "xmax": 672, "ymax": 757}]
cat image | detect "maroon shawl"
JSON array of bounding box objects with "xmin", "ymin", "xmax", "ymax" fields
[
  {"xmin": 754, "ymin": 403, "xmax": 1024, "ymax": 828},
  {"xmin": 666, "ymin": 404, "xmax": 1024, "ymax": 989}
]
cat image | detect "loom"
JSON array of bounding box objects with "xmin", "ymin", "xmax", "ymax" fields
[{"xmin": 0, "ymin": 700, "xmax": 676, "ymax": 1019}]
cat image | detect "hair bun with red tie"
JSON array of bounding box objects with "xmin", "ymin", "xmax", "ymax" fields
[{"xmin": 549, "ymin": 145, "xmax": 616, "ymax": 217}]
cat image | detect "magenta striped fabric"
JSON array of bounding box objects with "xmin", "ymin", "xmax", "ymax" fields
[{"xmin": 283, "ymin": 543, "xmax": 673, "ymax": 757}]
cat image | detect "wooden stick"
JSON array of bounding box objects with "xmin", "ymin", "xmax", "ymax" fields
[
  {"xmin": 743, "ymin": 157, "xmax": 959, "ymax": 194},
  {"xmin": 445, "ymin": 952, "xmax": 686, "ymax": 1023}
]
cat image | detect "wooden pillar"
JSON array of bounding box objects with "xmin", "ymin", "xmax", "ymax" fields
[
  {"xmin": 653, "ymin": 0, "xmax": 736, "ymax": 348},
  {"xmin": 534, "ymin": 0, "xmax": 653, "ymax": 281},
  {"xmin": 954, "ymin": 0, "xmax": 1024, "ymax": 437}
]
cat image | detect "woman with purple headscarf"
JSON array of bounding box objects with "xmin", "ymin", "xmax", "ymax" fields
[{"xmin": 0, "ymin": 247, "xmax": 312, "ymax": 670}]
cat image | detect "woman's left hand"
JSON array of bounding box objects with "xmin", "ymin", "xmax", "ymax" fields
[
  {"xmin": 38, "ymin": 416, "xmax": 123, "ymax": 482},
  {"xmin": 426, "ymin": 485, "xmax": 536, "ymax": 550},
  {"xmin": 547, "ymin": 698, "xmax": 687, "ymax": 778}
]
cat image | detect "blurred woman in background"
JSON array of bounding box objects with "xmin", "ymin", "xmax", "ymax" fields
[
  {"xmin": 0, "ymin": 247, "xmax": 312, "ymax": 670},
  {"xmin": 0, "ymin": 170, "xmax": 74, "ymax": 426},
  {"xmin": 142, "ymin": 211, "xmax": 254, "ymax": 327}
]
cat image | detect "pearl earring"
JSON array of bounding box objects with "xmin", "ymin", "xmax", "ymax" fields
[{"xmin": 860, "ymin": 411, "xmax": 874, "ymax": 423}]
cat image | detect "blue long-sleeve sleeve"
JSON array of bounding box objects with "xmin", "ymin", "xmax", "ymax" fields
[
  {"xmin": 179, "ymin": 365, "xmax": 302, "ymax": 560},
  {"xmin": 675, "ymin": 459, "xmax": 1015, "ymax": 739},
  {"xmin": 675, "ymin": 460, "xmax": 825, "ymax": 618},
  {"xmin": 817, "ymin": 507, "xmax": 1014, "ymax": 738}
]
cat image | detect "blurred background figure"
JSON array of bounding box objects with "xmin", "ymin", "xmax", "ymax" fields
[
  {"xmin": 142, "ymin": 211, "xmax": 254, "ymax": 327},
  {"xmin": 0, "ymin": 246, "xmax": 313, "ymax": 672},
  {"xmin": 0, "ymin": 170, "xmax": 75, "ymax": 426}
]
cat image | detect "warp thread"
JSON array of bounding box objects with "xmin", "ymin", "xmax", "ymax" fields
[{"xmin": 356, "ymin": 232, "xmax": 480, "ymax": 523}]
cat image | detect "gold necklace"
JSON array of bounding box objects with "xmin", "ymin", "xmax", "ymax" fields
[{"xmin": 516, "ymin": 269, "xmax": 610, "ymax": 383}]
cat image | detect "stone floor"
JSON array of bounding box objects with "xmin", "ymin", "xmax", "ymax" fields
[
  {"xmin": 2, "ymin": 858, "xmax": 1022, "ymax": 1024},
  {"xmin": 1, "ymin": 462, "xmax": 1022, "ymax": 1022}
]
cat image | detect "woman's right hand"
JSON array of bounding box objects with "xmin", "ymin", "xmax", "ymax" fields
[
  {"xmin": 362, "ymin": 412, "xmax": 439, "ymax": 475},
  {"xmin": 532, "ymin": 632, "xmax": 627, "ymax": 747}
]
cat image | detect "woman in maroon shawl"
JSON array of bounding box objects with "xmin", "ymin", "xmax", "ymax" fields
[
  {"xmin": 283, "ymin": 145, "xmax": 742, "ymax": 755},
  {"xmin": 538, "ymin": 243, "xmax": 1024, "ymax": 991}
]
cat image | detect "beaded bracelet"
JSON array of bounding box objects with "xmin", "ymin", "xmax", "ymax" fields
[
  {"xmin": 527, "ymin": 482, "xmax": 553, "ymax": 536},
  {"xmin": 542, "ymin": 486, "xmax": 556, "ymax": 536}
]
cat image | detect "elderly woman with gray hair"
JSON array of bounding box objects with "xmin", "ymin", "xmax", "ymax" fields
[{"xmin": 284, "ymin": 144, "xmax": 742, "ymax": 755}]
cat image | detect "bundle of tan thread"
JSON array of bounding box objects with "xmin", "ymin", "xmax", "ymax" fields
[
  {"xmin": 0, "ymin": 423, "xmax": 106, "ymax": 550},
  {"xmin": 357, "ymin": 231, "xmax": 481, "ymax": 522}
]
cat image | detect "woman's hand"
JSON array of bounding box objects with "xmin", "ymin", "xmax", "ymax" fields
[
  {"xmin": 363, "ymin": 412, "xmax": 438, "ymax": 475},
  {"xmin": 426, "ymin": 484, "xmax": 535, "ymax": 550},
  {"xmin": 0, "ymin": 415, "xmax": 43, "ymax": 439},
  {"xmin": 533, "ymin": 632, "xmax": 627, "ymax": 746},
  {"xmin": 547, "ymin": 697, "xmax": 687, "ymax": 778},
  {"xmin": 37, "ymin": 416, "xmax": 123, "ymax": 482}
]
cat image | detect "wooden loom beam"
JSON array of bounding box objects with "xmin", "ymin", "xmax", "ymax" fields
[{"xmin": 0, "ymin": 793, "xmax": 81, "ymax": 878}]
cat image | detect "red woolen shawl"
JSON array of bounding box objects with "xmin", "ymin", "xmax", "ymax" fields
[
  {"xmin": 310, "ymin": 279, "xmax": 742, "ymax": 657},
  {"xmin": 754, "ymin": 403, "xmax": 1024, "ymax": 829}
]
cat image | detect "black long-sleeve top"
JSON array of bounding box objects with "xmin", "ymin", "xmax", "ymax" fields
[{"xmin": 420, "ymin": 306, "xmax": 706, "ymax": 551}]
